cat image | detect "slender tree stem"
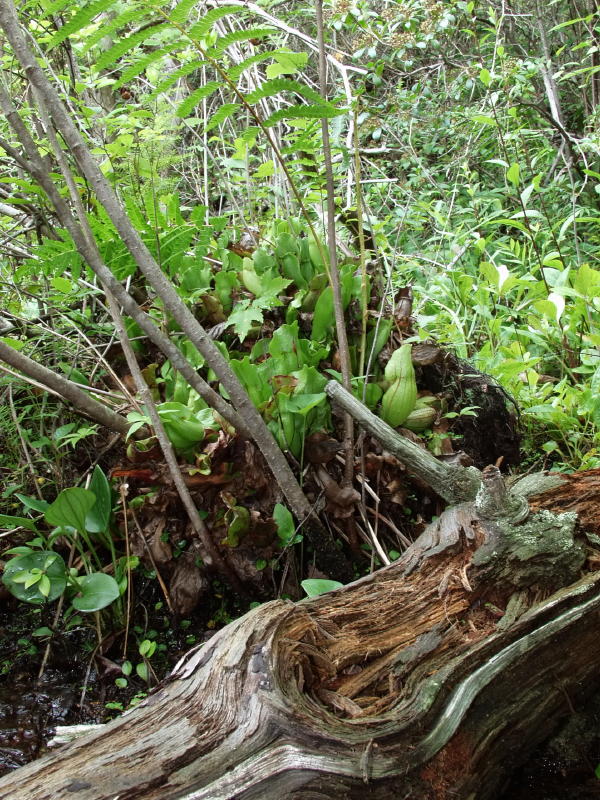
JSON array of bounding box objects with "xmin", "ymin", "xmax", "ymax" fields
[{"xmin": 315, "ymin": 0, "xmax": 355, "ymax": 486}]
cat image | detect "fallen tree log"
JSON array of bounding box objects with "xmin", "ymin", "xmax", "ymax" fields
[{"xmin": 2, "ymin": 459, "xmax": 599, "ymax": 800}]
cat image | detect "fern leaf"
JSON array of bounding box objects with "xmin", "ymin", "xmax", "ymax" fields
[
  {"xmin": 113, "ymin": 46, "xmax": 176, "ymax": 88},
  {"xmin": 168, "ymin": 0, "xmax": 201, "ymax": 24},
  {"xmin": 47, "ymin": 0, "xmax": 117, "ymax": 49},
  {"xmin": 176, "ymin": 81, "xmax": 221, "ymax": 118},
  {"xmin": 42, "ymin": 0, "xmax": 76, "ymax": 19},
  {"xmin": 208, "ymin": 27, "xmax": 273, "ymax": 56},
  {"xmin": 80, "ymin": 7, "xmax": 147, "ymax": 55},
  {"xmin": 147, "ymin": 60, "xmax": 205, "ymax": 102},
  {"xmin": 244, "ymin": 78, "xmax": 325, "ymax": 108},
  {"xmin": 205, "ymin": 102, "xmax": 240, "ymax": 131},
  {"xmin": 280, "ymin": 124, "xmax": 321, "ymax": 153},
  {"xmin": 94, "ymin": 24, "xmax": 168, "ymax": 73},
  {"xmin": 264, "ymin": 105, "xmax": 344, "ymax": 127},
  {"xmin": 188, "ymin": 5, "xmax": 245, "ymax": 40},
  {"xmin": 240, "ymin": 125, "xmax": 260, "ymax": 143},
  {"xmin": 229, "ymin": 50, "xmax": 284, "ymax": 81}
]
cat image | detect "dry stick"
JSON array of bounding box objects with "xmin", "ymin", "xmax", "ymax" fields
[
  {"xmin": 119, "ymin": 483, "xmax": 134, "ymax": 656},
  {"xmin": 0, "ymin": 6, "xmax": 349, "ymax": 581},
  {"xmin": 0, "ymin": 340, "xmax": 133, "ymax": 437},
  {"xmin": 315, "ymin": 0, "xmax": 354, "ymax": 487},
  {"xmin": 326, "ymin": 381, "xmax": 482, "ymax": 504},
  {"xmin": 128, "ymin": 502, "xmax": 173, "ymax": 617},
  {"xmin": 351, "ymin": 114, "xmax": 370, "ymax": 381},
  {"xmin": 33, "ymin": 94, "xmax": 246, "ymax": 595},
  {"xmin": 0, "ymin": 87, "xmax": 249, "ymax": 439}
]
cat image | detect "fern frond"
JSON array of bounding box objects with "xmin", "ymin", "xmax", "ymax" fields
[
  {"xmin": 188, "ymin": 5, "xmax": 245, "ymax": 40},
  {"xmin": 147, "ymin": 60, "xmax": 205, "ymax": 101},
  {"xmin": 42, "ymin": 0, "xmax": 76, "ymax": 19},
  {"xmin": 176, "ymin": 81, "xmax": 221, "ymax": 118},
  {"xmin": 169, "ymin": 0, "xmax": 200, "ymax": 25},
  {"xmin": 80, "ymin": 7, "xmax": 146, "ymax": 55},
  {"xmin": 113, "ymin": 46, "xmax": 176, "ymax": 88},
  {"xmin": 244, "ymin": 78, "xmax": 326, "ymax": 108},
  {"xmin": 240, "ymin": 126, "xmax": 260, "ymax": 143},
  {"xmin": 228, "ymin": 50, "xmax": 284, "ymax": 81},
  {"xmin": 94, "ymin": 24, "xmax": 168, "ymax": 73},
  {"xmin": 264, "ymin": 105, "xmax": 344, "ymax": 127},
  {"xmin": 208, "ymin": 28, "xmax": 273, "ymax": 56},
  {"xmin": 205, "ymin": 102, "xmax": 240, "ymax": 130},
  {"xmin": 47, "ymin": 0, "xmax": 118, "ymax": 48},
  {"xmin": 280, "ymin": 123, "xmax": 321, "ymax": 153}
]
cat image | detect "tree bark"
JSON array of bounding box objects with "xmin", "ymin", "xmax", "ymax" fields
[{"xmin": 1, "ymin": 469, "xmax": 598, "ymax": 800}]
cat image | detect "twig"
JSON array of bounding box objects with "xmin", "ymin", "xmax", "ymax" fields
[
  {"xmin": 315, "ymin": 0, "xmax": 354, "ymax": 487},
  {"xmin": 326, "ymin": 381, "xmax": 482, "ymax": 504}
]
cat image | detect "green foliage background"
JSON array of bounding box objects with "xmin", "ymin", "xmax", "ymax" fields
[{"xmin": 2, "ymin": 0, "xmax": 600, "ymax": 497}]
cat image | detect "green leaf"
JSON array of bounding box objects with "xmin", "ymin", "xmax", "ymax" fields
[
  {"xmin": 38, "ymin": 574, "xmax": 52, "ymax": 597},
  {"xmin": 51, "ymin": 276, "xmax": 74, "ymax": 293},
  {"xmin": 0, "ymin": 337, "xmax": 27, "ymax": 351},
  {"xmin": 139, "ymin": 639, "xmax": 156, "ymax": 658},
  {"xmin": 229, "ymin": 50, "xmax": 290, "ymax": 81},
  {"xmin": 244, "ymin": 78, "xmax": 324, "ymax": 108},
  {"xmin": 85, "ymin": 466, "xmax": 112, "ymax": 534},
  {"xmin": 0, "ymin": 513, "xmax": 39, "ymax": 533},
  {"xmin": 24, "ymin": 572, "xmax": 43, "ymax": 590},
  {"xmin": 45, "ymin": 488, "xmax": 96, "ymax": 533},
  {"xmin": 94, "ymin": 26, "xmax": 168, "ymax": 73},
  {"xmin": 265, "ymin": 50, "xmax": 308, "ymax": 78},
  {"xmin": 188, "ymin": 5, "xmax": 245, "ymax": 40},
  {"xmin": 209, "ymin": 28, "xmax": 273, "ymax": 55},
  {"xmin": 226, "ymin": 301, "xmax": 264, "ymax": 342},
  {"xmin": 169, "ymin": 0, "xmax": 200, "ymax": 24},
  {"xmin": 80, "ymin": 6, "xmax": 144, "ymax": 55},
  {"xmin": 136, "ymin": 661, "xmax": 149, "ymax": 682},
  {"xmin": 205, "ymin": 103, "xmax": 241, "ymax": 131},
  {"xmin": 472, "ymin": 114, "xmax": 496, "ymax": 126},
  {"xmin": 507, "ymin": 163, "xmax": 520, "ymax": 188},
  {"xmin": 273, "ymin": 503, "xmax": 295, "ymax": 547},
  {"xmin": 47, "ymin": 0, "xmax": 109, "ymax": 48},
  {"xmin": 479, "ymin": 68, "xmax": 491, "ymax": 87},
  {"xmin": 71, "ymin": 573, "xmax": 120, "ymax": 612},
  {"xmin": 2, "ymin": 551, "xmax": 66, "ymax": 604},
  {"xmin": 301, "ymin": 579, "xmax": 344, "ymax": 597},
  {"xmin": 176, "ymin": 81, "xmax": 221, "ymax": 119},
  {"xmin": 32, "ymin": 627, "xmax": 54, "ymax": 637},
  {"xmin": 255, "ymin": 160, "xmax": 275, "ymax": 178},
  {"xmin": 285, "ymin": 392, "xmax": 326, "ymax": 417},
  {"xmin": 147, "ymin": 60, "xmax": 206, "ymax": 101},
  {"xmin": 113, "ymin": 46, "xmax": 175, "ymax": 89},
  {"xmin": 311, "ymin": 286, "xmax": 334, "ymax": 342},
  {"xmin": 222, "ymin": 503, "xmax": 251, "ymax": 547}
]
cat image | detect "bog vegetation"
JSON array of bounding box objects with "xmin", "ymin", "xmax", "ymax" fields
[{"xmin": 0, "ymin": 0, "xmax": 599, "ymax": 711}]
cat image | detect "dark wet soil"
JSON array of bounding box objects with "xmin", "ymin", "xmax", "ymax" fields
[
  {"xmin": 0, "ymin": 578, "xmax": 231, "ymax": 777},
  {"xmin": 500, "ymin": 692, "xmax": 600, "ymax": 799}
]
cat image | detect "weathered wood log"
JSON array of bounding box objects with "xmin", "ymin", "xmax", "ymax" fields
[{"xmin": 2, "ymin": 469, "xmax": 598, "ymax": 800}]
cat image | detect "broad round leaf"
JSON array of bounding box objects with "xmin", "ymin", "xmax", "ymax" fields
[
  {"xmin": 45, "ymin": 488, "xmax": 96, "ymax": 533},
  {"xmin": 2, "ymin": 551, "xmax": 67, "ymax": 604},
  {"xmin": 71, "ymin": 573, "xmax": 120, "ymax": 612}
]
